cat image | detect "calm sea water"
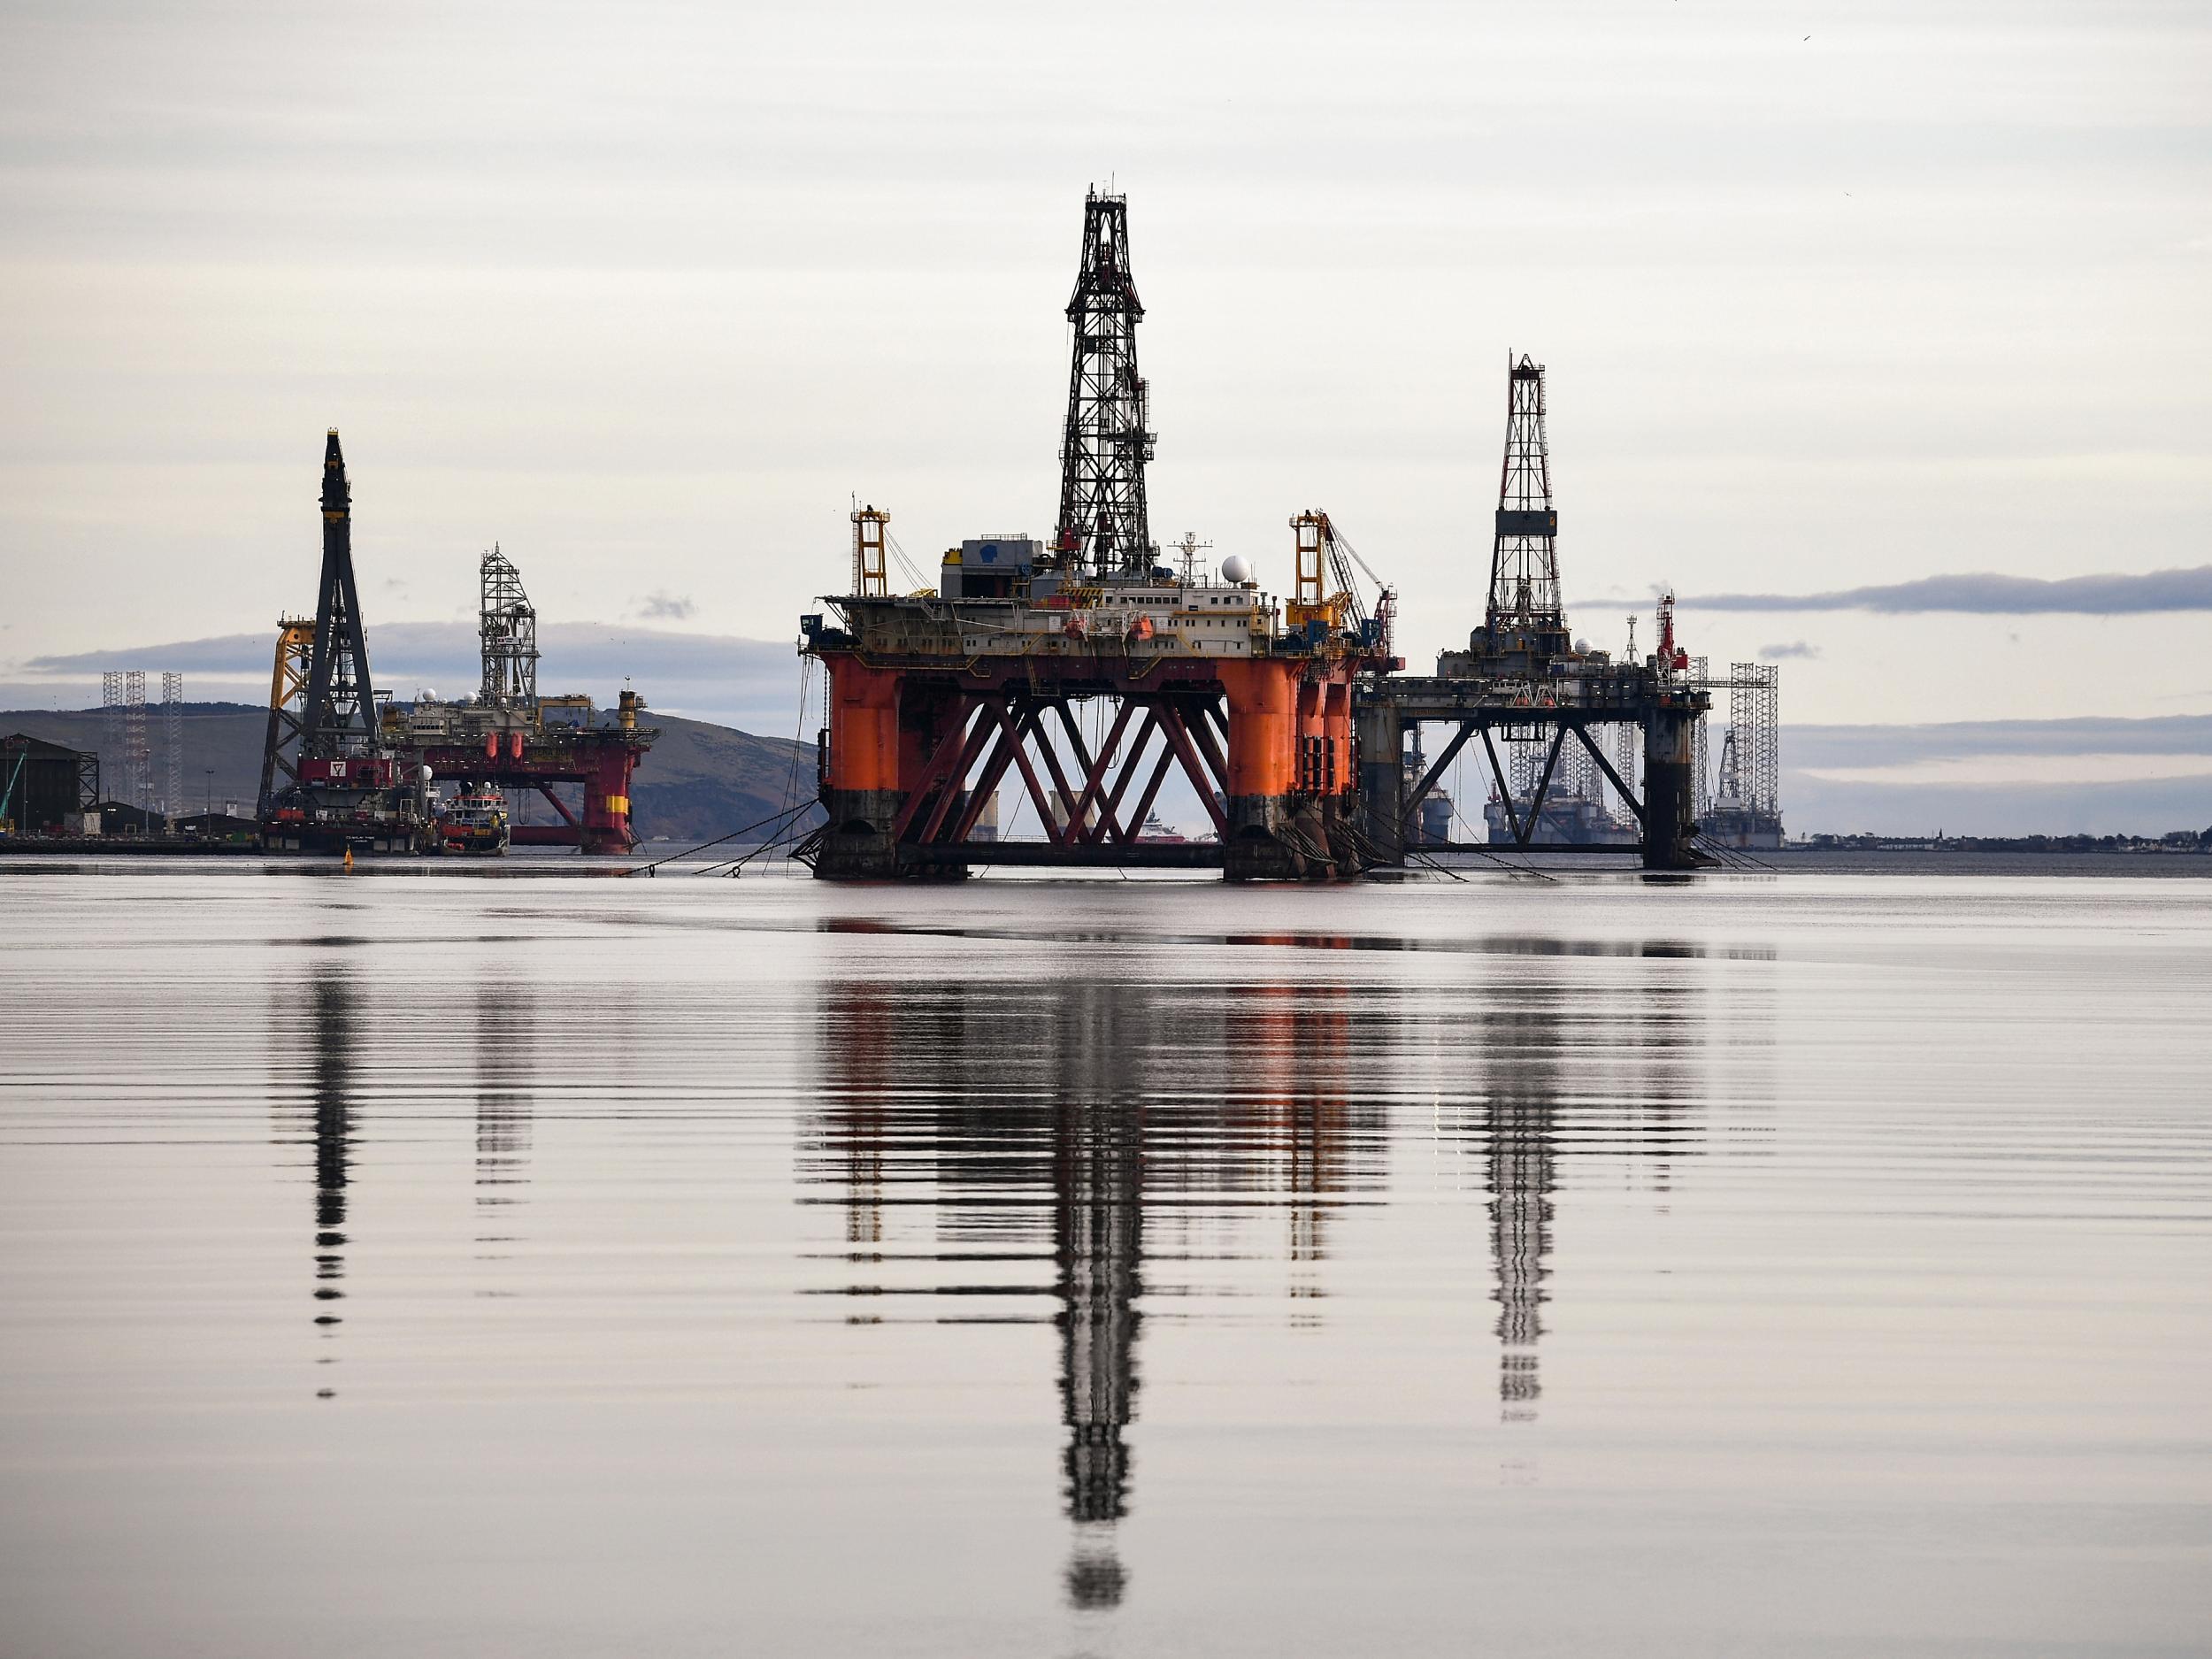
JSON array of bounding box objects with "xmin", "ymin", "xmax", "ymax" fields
[{"xmin": 2, "ymin": 864, "xmax": 2208, "ymax": 1657}]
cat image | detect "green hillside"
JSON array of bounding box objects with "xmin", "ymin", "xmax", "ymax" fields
[{"xmin": 0, "ymin": 704, "xmax": 821, "ymax": 845}]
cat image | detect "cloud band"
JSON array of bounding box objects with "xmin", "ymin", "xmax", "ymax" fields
[{"xmin": 1691, "ymin": 565, "xmax": 2212, "ymax": 615}]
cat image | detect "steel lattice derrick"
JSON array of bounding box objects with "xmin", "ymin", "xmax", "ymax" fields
[
  {"xmin": 479, "ymin": 543, "xmax": 539, "ymax": 709},
  {"xmin": 299, "ymin": 430, "xmax": 379, "ymax": 760},
  {"xmin": 1056, "ymin": 190, "xmax": 1155, "ymax": 581},
  {"xmin": 1488, "ymin": 356, "xmax": 1563, "ymax": 634}
]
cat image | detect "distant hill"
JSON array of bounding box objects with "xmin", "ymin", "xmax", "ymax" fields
[
  {"xmin": 622, "ymin": 711, "xmax": 822, "ymax": 841},
  {"xmin": 0, "ymin": 703, "xmax": 822, "ymax": 845}
]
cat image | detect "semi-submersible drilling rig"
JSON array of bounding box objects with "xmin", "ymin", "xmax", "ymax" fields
[
  {"xmin": 257, "ymin": 432, "xmax": 656, "ymax": 855},
  {"xmin": 799, "ymin": 189, "xmax": 1710, "ymax": 879}
]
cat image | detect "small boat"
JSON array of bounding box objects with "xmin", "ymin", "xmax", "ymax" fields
[{"xmin": 439, "ymin": 787, "xmax": 511, "ymax": 855}]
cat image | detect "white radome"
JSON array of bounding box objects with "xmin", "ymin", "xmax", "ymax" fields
[{"xmin": 1219, "ymin": 554, "xmax": 1253, "ymax": 585}]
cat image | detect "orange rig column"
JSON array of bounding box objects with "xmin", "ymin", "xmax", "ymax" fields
[
  {"xmin": 579, "ymin": 741, "xmax": 641, "ymax": 854},
  {"xmin": 1319, "ymin": 677, "xmax": 1356, "ymax": 851},
  {"xmin": 817, "ymin": 660, "xmax": 906, "ymax": 878},
  {"xmin": 1220, "ymin": 659, "xmax": 1323, "ymax": 880}
]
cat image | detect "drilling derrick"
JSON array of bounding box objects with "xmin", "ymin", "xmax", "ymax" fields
[
  {"xmin": 1480, "ymin": 356, "xmax": 1571, "ymax": 671},
  {"xmin": 1056, "ymin": 190, "xmax": 1156, "ymax": 580},
  {"xmin": 1716, "ymin": 726, "xmax": 1741, "ymax": 807},
  {"xmin": 479, "ymin": 544, "xmax": 539, "ymax": 709}
]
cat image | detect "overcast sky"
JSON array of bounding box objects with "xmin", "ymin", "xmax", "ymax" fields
[{"xmin": 3, "ymin": 1, "xmax": 2208, "ymax": 755}]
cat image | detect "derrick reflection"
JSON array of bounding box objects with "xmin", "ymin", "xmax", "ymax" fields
[
  {"xmin": 474, "ymin": 980, "xmax": 534, "ymax": 1244},
  {"xmin": 1463, "ymin": 950, "xmax": 1719, "ymax": 1424},
  {"xmin": 810, "ymin": 969, "xmax": 1384, "ymax": 1612},
  {"xmin": 1056, "ymin": 1082, "xmax": 1141, "ymax": 1607},
  {"xmin": 1480, "ymin": 993, "xmax": 1558, "ymax": 1421},
  {"xmin": 298, "ymin": 966, "xmax": 357, "ymax": 1396}
]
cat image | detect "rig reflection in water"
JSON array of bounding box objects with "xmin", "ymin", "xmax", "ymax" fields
[
  {"xmin": 268, "ymin": 918, "xmax": 1749, "ymax": 1616},
  {"xmin": 1466, "ymin": 962, "xmax": 1717, "ymax": 1422},
  {"xmin": 802, "ymin": 931, "xmax": 1739, "ymax": 1612},
  {"xmin": 810, "ymin": 965, "xmax": 1392, "ymax": 1609},
  {"xmin": 306, "ymin": 968, "xmax": 354, "ymax": 1395},
  {"xmin": 278, "ymin": 967, "xmax": 541, "ymax": 1401}
]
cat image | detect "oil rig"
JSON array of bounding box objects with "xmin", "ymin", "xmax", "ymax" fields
[
  {"xmin": 397, "ymin": 548, "xmax": 654, "ymax": 854},
  {"xmin": 1354, "ymin": 357, "xmax": 1707, "ymax": 870},
  {"xmin": 799, "ymin": 190, "xmax": 1713, "ymax": 879},
  {"xmin": 801, "ymin": 189, "xmax": 1393, "ymax": 881},
  {"xmin": 257, "ymin": 434, "xmax": 656, "ymax": 855}
]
